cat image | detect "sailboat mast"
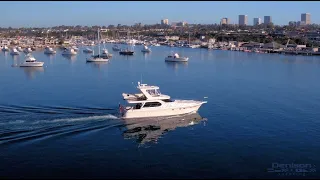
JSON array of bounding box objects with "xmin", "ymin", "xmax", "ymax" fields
[{"xmin": 98, "ymin": 29, "xmax": 100, "ymax": 54}]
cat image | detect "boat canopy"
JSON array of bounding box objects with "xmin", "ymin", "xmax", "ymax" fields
[{"xmin": 136, "ymin": 82, "xmax": 170, "ymax": 100}]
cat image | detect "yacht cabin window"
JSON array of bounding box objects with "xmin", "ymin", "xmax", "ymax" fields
[
  {"xmin": 133, "ymin": 103, "xmax": 142, "ymax": 109},
  {"xmin": 162, "ymin": 99, "xmax": 173, "ymax": 102},
  {"xmin": 143, "ymin": 102, "xmax": 162, "ymax": 108}
]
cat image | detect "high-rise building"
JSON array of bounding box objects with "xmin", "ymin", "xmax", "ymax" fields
[
  {"xmin": 264, "ymin": 16, "xmax": 272, "ymax": 25},
  {"xmin": 301, "ymin": 13, "xmax": 311, "ymax": 25},
  {"xmin": 220, "ymin": 17, "xmax": 229, "ymax": 25},
  {"xmin": 239, "ymin": 15, "xmax": 248, "ymax": 26},
  {"xmin": 253, "ymin": 18, "xmax": 261, "ymax": 26},
  {"xmin": 161, "ymin": 19, "xmax": 169, "ymax": 25}
]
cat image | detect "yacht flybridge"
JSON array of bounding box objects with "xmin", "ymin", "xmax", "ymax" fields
[{"xmin": 120, "ymin": 82, "xmax": 207, "ymax": 119}]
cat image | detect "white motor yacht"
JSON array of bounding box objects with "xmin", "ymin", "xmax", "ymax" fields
[
  {"xmin": 62, "ymin": 48, "xmax": 77, "ymax": 55},
  {"xmin": 23, "ymin": 47, "xmax": 32, "ymax": 53},
  {"xmin": 112, "ymin": 45, "xmax": 121, "ymax": 51},
  {"xmin": 10, "ymin": 48, "xmax": 20, "ymax": 55},
  {"xmin": 44, "ymin": 46, "xmax": 56, "ymax": 54},
  {"xmin": 83, "ymin": 47, "xmax": 93, "ymax": 53},
  {"xmin": 19, "ymin": 54, "xmax": 44, "ymax": 67},
  {"xmin": 2, "ymin": 45, "xmax": 9, "ymax": 51},
  {"xmin": 165, "ymin": 52, "xmax": 188, "ymax": 62},
  {"xmin": 141, "ymin": 45, "xmax": 151, "ymax": 53},
  {"xmin": 120, "ymin": 82, "xmax": 207, "ymax": 119}
]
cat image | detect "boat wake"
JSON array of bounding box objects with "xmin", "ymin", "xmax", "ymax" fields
[
  {"xmin": 0, "ymin": 114, "xmax": 121, "ymax": 145},
  {"xmin": 0, "ymin": 104, "xmax": 122, "ymax": 145},
  {"xmin": 0, "ymin": 105, "xmax": 115, "ymax": 115},
  {"xmin": 31, "ymin": 114, "xmax": 119, "ymax": 124}
]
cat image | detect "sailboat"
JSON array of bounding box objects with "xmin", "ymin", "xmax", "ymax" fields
[
  {"xmin": 119, "ymin": 31, "xmax": 134, "ymax": 55},
  {"xmin": 86, "ymin": 29, "xmax": 109, "ymax": 62}
]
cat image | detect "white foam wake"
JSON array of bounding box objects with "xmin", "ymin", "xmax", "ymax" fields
[
  {"xmin": 31, "ymin": 114, "xmax": 120, "ymax": 124},
  {"xmin": 0, "ymin": 120, "xmax": 25, "ymax": 125}
]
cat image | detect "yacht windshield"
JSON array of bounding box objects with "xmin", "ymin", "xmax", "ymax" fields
[{"xmin": 146, "ymin": 89, "xmax": 161, "ymax": 96}]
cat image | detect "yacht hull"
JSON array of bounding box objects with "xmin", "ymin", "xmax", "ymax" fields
[
  {"xmin": 86, "ymin": 57, "xmax": 109, "ymax": 62},
  {"xmin": 165, "ymin": 57, "xmax": 188, "ymax": 62},
  {"xmin": 20, "ymin": 62, "xmax": 44, "ymax": 67},
  {"xmin": 122, "ymin": 102, "xmax": 205, "ymax": 119},
  {"xmin": 119, "ymin": 51, "xmax": 134, "ymax": 55}
]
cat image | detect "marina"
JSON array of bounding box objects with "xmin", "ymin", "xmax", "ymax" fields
[
  {"xmin": 1, "ymin": 1, "xmax": 320, "ymax": 178},
  {"xmin": 1, "ymin": 43, "xmax": 320, "ymax": 178}
]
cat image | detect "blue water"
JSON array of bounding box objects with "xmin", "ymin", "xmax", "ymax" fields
[{"xmin": 0, "ymin": 45, "xmax": 319, "ymax": 178}]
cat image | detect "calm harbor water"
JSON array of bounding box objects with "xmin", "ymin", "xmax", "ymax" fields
[{"xmin": 0, "ymin": 44, "xmax": 319, "ymax": 178}]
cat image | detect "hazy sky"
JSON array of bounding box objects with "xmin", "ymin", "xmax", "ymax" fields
[{"xmin": 1, "ymin": 1, "xmax": 319, "ymax": 27}]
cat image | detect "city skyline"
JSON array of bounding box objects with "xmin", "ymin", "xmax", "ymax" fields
[{"xmin": 1, "ymin": 1, "xmax": 319, "ymax": 28}]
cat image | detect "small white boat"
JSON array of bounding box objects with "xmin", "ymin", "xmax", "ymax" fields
[
  {"xmin": 165, "ymin": 53, "xmax": 188, "ymax": 62},
  {"xmin": 23, "ymin": 47, "xmax": 32, "ymax": 53},
  {"xmin": 62, "ymin": 48, "xmax": 77, "ymax": 55},
  {"xmin": 17, "ymin": 46, "xmax": 23, "ymax": 52},
  {"xmin": 10, "ymin": 48, "xmax": 20, "ymax": 55},
  {"xmin": 83, "ymin": 47, "xmax": 93, "ymax": 53},
  {"xmin": 19, "ymin": 54, "xmax": 44, "ymax": 67},
  {"xmin": 141, "ymin": 45, "xmax": 151, "ymax": 53},
  {"xmin": 119, "ymin": 82, "xmax": 207, "ymax": 119},
  {"xmin": 2, "ymin": 46, "xmax": 9, "ymax": 51},
  {"xmin": 112, "ymin": 45, "xmax": 121, "ymax": 51},
  {"xmin": 44, "ymin": 46, "xmax": 56, "ymax": 54},
  {"xmin": 100, "ymin": 48, "xmax": 112, "ymax": 58}
]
